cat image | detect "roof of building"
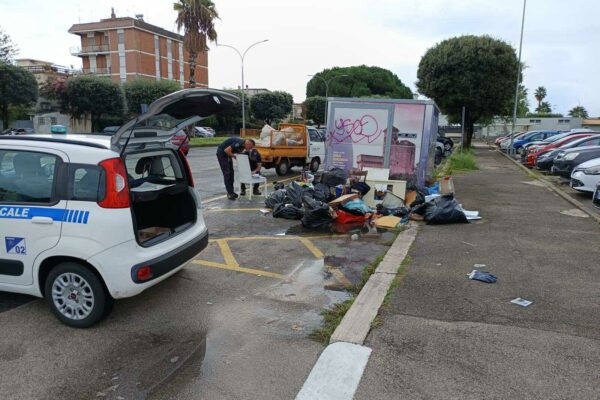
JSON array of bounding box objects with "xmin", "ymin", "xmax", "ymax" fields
[
  {"xmin": 69, "ymin": 16, "xmax": 184, "ymax": 42},
  {"xmin": 16, "ymin": 58, "xmax": 54, "ymax": 66}
]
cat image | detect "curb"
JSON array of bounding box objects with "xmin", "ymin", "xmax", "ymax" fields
[
  {"xmin": 497, "ymin": 150, "xmax": 600, "ymax": 224},
  {"xmin": 294, "ymin": 225, "xmax": 418, "ymax": 399},
  {"xmin": 330, "ymin": 224, "xmax": 417, "ymax": 344}
]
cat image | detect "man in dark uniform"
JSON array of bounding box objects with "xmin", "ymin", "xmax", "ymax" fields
[
  {"xmin": 240, "ymin": 148, "xmax": 263, "ymax": 196},
  {"xmin": 216, "ymin": 138, "xmax": 255, "ymax": 200}
]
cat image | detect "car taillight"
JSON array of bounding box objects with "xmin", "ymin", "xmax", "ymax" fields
[
  {"xmin": 180, "ymin": 150, "xmax": 195, "ymax": 187},
  {"xmin": 98, "ymin": 157, "xmax": 130, "ymax": 208},
  {"xmin": 136, "ymin": 266, "xmax": 153, "ymax": 281}
]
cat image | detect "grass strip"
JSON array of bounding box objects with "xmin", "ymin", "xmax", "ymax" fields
[{"xmin": 444, "ymin": 148, "xmax": 478, "ymax": 175}]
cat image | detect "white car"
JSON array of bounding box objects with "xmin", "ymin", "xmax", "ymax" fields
[
  {"xmin": 570, "ymin": 157, "xmax": 600, "ymax": 192},
  {"xmin": 194, "ymin": 126, "xmax": 215, "ymax": 137},
  {"xmin": 0, "ymin": 88, "xmax": 238, "ymax": 328}
]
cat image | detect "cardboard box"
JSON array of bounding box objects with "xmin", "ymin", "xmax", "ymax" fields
[{"xmin": 138, "ymin": 227, "xmax": 171, "ymax": 242}]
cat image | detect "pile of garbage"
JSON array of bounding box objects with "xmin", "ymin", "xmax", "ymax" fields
[
  {"xmin": 259, "ymin": 124, "xmax": 304, "ymax": 146},
  {"xmin": 264, "ymin": 168, "xmax": 479, "ymax": 231}
]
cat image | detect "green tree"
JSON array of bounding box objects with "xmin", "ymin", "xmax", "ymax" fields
[
  {"xmin": 213, "ymin": 89, "xmax": 249, "ymax": 133},
  {"xmin": 416, "ymin": 35, "xmax": 519, "ymax": 148},
  {"xmin": 123, "ymin": 79, "xmax": 181, "ymax": 115},
  {"xmin": 536, "ymin": 101, "xmax": 552, "ymax": 114},
  {"xmin": 59, "ymin": 76, "xmax": 124, "ymax": 131},
  {"xmin": 306, "ymin": 65, "xmax": 412, "ymax": 99},
  {"xmin": 0, "ymin": 27, "xmax": 18, "ymax": 63},
  {"xmin": 526, "ymin": 112, "xmax": 563, "ymax": 118},
  {"xmin": 568, "ymin": 105, "xmax": 589, "ymax": 118},
  {"xmin": 174, "ymin": 0, "xmax": 218, "ymax": 88},
  {"xmin": 0, "ymin": 63, "xmax": 37, "ymax": 128},
  {"xmin": 534, "ymin": 86, "xmax": 547, "ymax": 109},
  {"xmin": 304, "ymin": 96, "xmax": 326, "ymax": 126},
  {"xmin": 249, "ymin": 91, "xmax": 293, "ymax": 122}
]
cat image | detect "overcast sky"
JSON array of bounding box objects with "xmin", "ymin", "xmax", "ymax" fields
[{"xmin": 1, "ymin": 0, "xmax": 598, "ymax": 116}]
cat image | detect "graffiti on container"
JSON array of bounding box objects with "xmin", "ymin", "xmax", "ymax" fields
[{"xmin": 328, "ymin": 115, "xmax": 382, "ymax": 144}]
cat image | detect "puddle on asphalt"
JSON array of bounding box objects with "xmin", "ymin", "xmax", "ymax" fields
[{"xmin": 259, "ymin": 259, "xmax": 350, "ymax": 307}]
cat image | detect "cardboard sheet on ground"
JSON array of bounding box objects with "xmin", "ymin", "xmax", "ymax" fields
[
  {"xmin": 374, "ymin": 216, "xmax": 401, "ymax": 229},
  {"xmin": 328, "ymin": 193, "xmax": 358, "ymax": 208}
]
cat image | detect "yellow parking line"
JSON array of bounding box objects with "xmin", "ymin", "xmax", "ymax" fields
[
  {"xmin": 216, "ymin": 239, "xmax": 239, "ymax": 267},
  {"xmin": 192, "ymin": 260, "xmax": 286, "ymax": 279},
  {"xmin": 327, "ymin": 266, "xmax": 353, "ymax": 288},
  {"xmin": 299, "ymin": 237, "xmax": 324, "ymax": 258}
]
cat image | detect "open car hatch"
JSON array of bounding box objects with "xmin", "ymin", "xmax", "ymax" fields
[{"xmin": 111, "ymin": 88, "xmax": 239, "ymax": 151}]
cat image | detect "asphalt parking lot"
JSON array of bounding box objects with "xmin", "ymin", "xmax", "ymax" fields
[{"xmin": 0, "ymin": 146, "xmax": 394, "ymax": 400}]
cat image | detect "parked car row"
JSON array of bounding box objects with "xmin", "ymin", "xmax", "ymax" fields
[{"xmin": 496, "ymin": 129, "xmax": 600, "ymax": 209}]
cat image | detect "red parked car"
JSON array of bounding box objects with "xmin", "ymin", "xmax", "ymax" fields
[
  {"xmin": 171, "ymin": 130, "xmax": 190, "ymax": 156},
  {"xmin": 524, "ymin": 133, "xmax": 596, "ymax": 167}
]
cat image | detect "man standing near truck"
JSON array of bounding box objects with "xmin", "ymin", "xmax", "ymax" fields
[{"xmin": 216, "ymin": 138, "xmax": 256, "ymax": 200}]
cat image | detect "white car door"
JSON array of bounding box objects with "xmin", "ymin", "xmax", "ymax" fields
[
  {"xmin": 307, "ymin": 128, "xmax": 325, "ymax": 161},
  {"xmin": 0, "ymin": 146, "xmax": 68, "ymax": 286}
]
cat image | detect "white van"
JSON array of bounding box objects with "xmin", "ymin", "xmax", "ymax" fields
[{"xmin": 0, "ymin": 89, "xmax": 238, "ymax": 327}]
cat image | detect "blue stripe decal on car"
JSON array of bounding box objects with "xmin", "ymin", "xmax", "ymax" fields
[{"xmin": 0, "ymin": 206, "xmax": 90, "ymax": 224}]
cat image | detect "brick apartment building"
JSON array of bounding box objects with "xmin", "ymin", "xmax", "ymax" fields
[{"xmin": 68, "ymin": 10, "xmax": 208, "ymax": 87}]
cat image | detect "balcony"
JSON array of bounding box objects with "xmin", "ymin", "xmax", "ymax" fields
[
  {"xmin": 82, "ymin": 67, "xmax": 112, "ymax": 75},
  {"xmin": 70, "ymin": 44, "xmax": 110, "ymax": 56}
]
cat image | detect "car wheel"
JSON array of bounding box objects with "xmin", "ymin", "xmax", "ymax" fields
[
  {"xmin": 309, "ymin": 157, "xmax": 320, "ymax": 173},
  {"xmin": 45, "ymin": 262, "xmax": 112, "ymax": 328},
  {"xmin": 276, "ymin": 159, "xmax": 290, "ymax": 176}
]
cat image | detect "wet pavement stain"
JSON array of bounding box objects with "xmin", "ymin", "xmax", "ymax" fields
[{"xmin": 43, "ymin": 330, "xmax": 208, "ymax": 400}]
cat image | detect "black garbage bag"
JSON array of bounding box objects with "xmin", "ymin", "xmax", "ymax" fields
[
  {"xmin": 265, "ymin": 189, "xmax": 288, "ymax": 209},
  {"xmin": 351, "ymin": 182, "xmax": 371, "ymax": 196},
  {"xmin": 286, "ymin": 181, "xmax": 306, "ymax": 208},
  {"xmin": 313, "ymin": 182, "xmax": 331, "ymax": 202},
  {"xmin": 409, "ymin": 187, "xmax": 428, "ymax": 207},
  {"xmin": 376, "ymin": 204, "xmax": 410, "ymax": 217},
  {"xmin": 273, "ymin": 203, "xmax": 304, "ymax": 220},
  {"xmin": 302, "ymin": 196, "xmax": 333, "ymax": 229},
  {"xmin": 273, "ymin": 182, "xmax": 285, "ymax": 191},
  {"xmin": 424, "ymin": 194, "xmax": 468, "ymax": 225},
  {"xmin": 322, "ymin": 167, "xmax": 348, "ymax": 187}
]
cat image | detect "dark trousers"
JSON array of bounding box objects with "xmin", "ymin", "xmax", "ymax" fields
[{"xmin": 217, "ymin": 153, "xmax": 234, "ymax": 194}]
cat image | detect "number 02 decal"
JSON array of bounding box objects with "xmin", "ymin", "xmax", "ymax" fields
[{"xmin": 5, "ymin": 237, "xmax": 26, "ymax": 255}]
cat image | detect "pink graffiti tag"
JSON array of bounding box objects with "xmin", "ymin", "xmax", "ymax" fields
[{"xmin": 328, "ymin": 115, "xmax": 382, "ymax": 144}]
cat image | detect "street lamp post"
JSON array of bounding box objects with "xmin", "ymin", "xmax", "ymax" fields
[
  {"xmin": 218, "ymin": 39, "xmax": 269, "ymax": 135},
  {"xmin": 307, "ymin": 74, "xmax": 348, "ymax": 128},
  {"xmin": 509, "ymin": 0, "xmax": 527, "ymax": 156}
]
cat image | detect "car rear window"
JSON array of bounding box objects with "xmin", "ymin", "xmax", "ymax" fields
[
  {"xmin": 68, "ymin": 164, "xmax": 106, "ymax": 202},
  {"xmin": 125, "ymin": 151, "xmax": 183, "ymax": 188}
]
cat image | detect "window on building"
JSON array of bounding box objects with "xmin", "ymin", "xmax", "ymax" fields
[
  {"xmin": 529, "ymin": 119, "xmax": 541, "ymax": 124},
  {"xmin": 37, "ymin": 117, "xmax": 45, "ymax": 125},
  {"xmin": 558, "ymin": 119, "xmax": 570, "ymax": 124},
  {"xmin": 87, "ymin": 33, "xmax": 95, "ymax": 46},
  {"xmin": 118, "ymin": 32, "xmax": 124, "ymax": 44},
  {"xmin": 50, "ymin": 117, "xmax": 57, "ymax": 125}
]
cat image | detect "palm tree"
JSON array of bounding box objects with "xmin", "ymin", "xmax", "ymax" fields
[
  {"xmin": 174, "ymin": 0, "xmax": 219, "ymax": 88},
  {"xmin": 534, "ymin": 86, "xmax": 547, "ymax": 108},
  {"xmin": 568, "ymin": 105, "xmax": 589, "ymax": 118}
]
